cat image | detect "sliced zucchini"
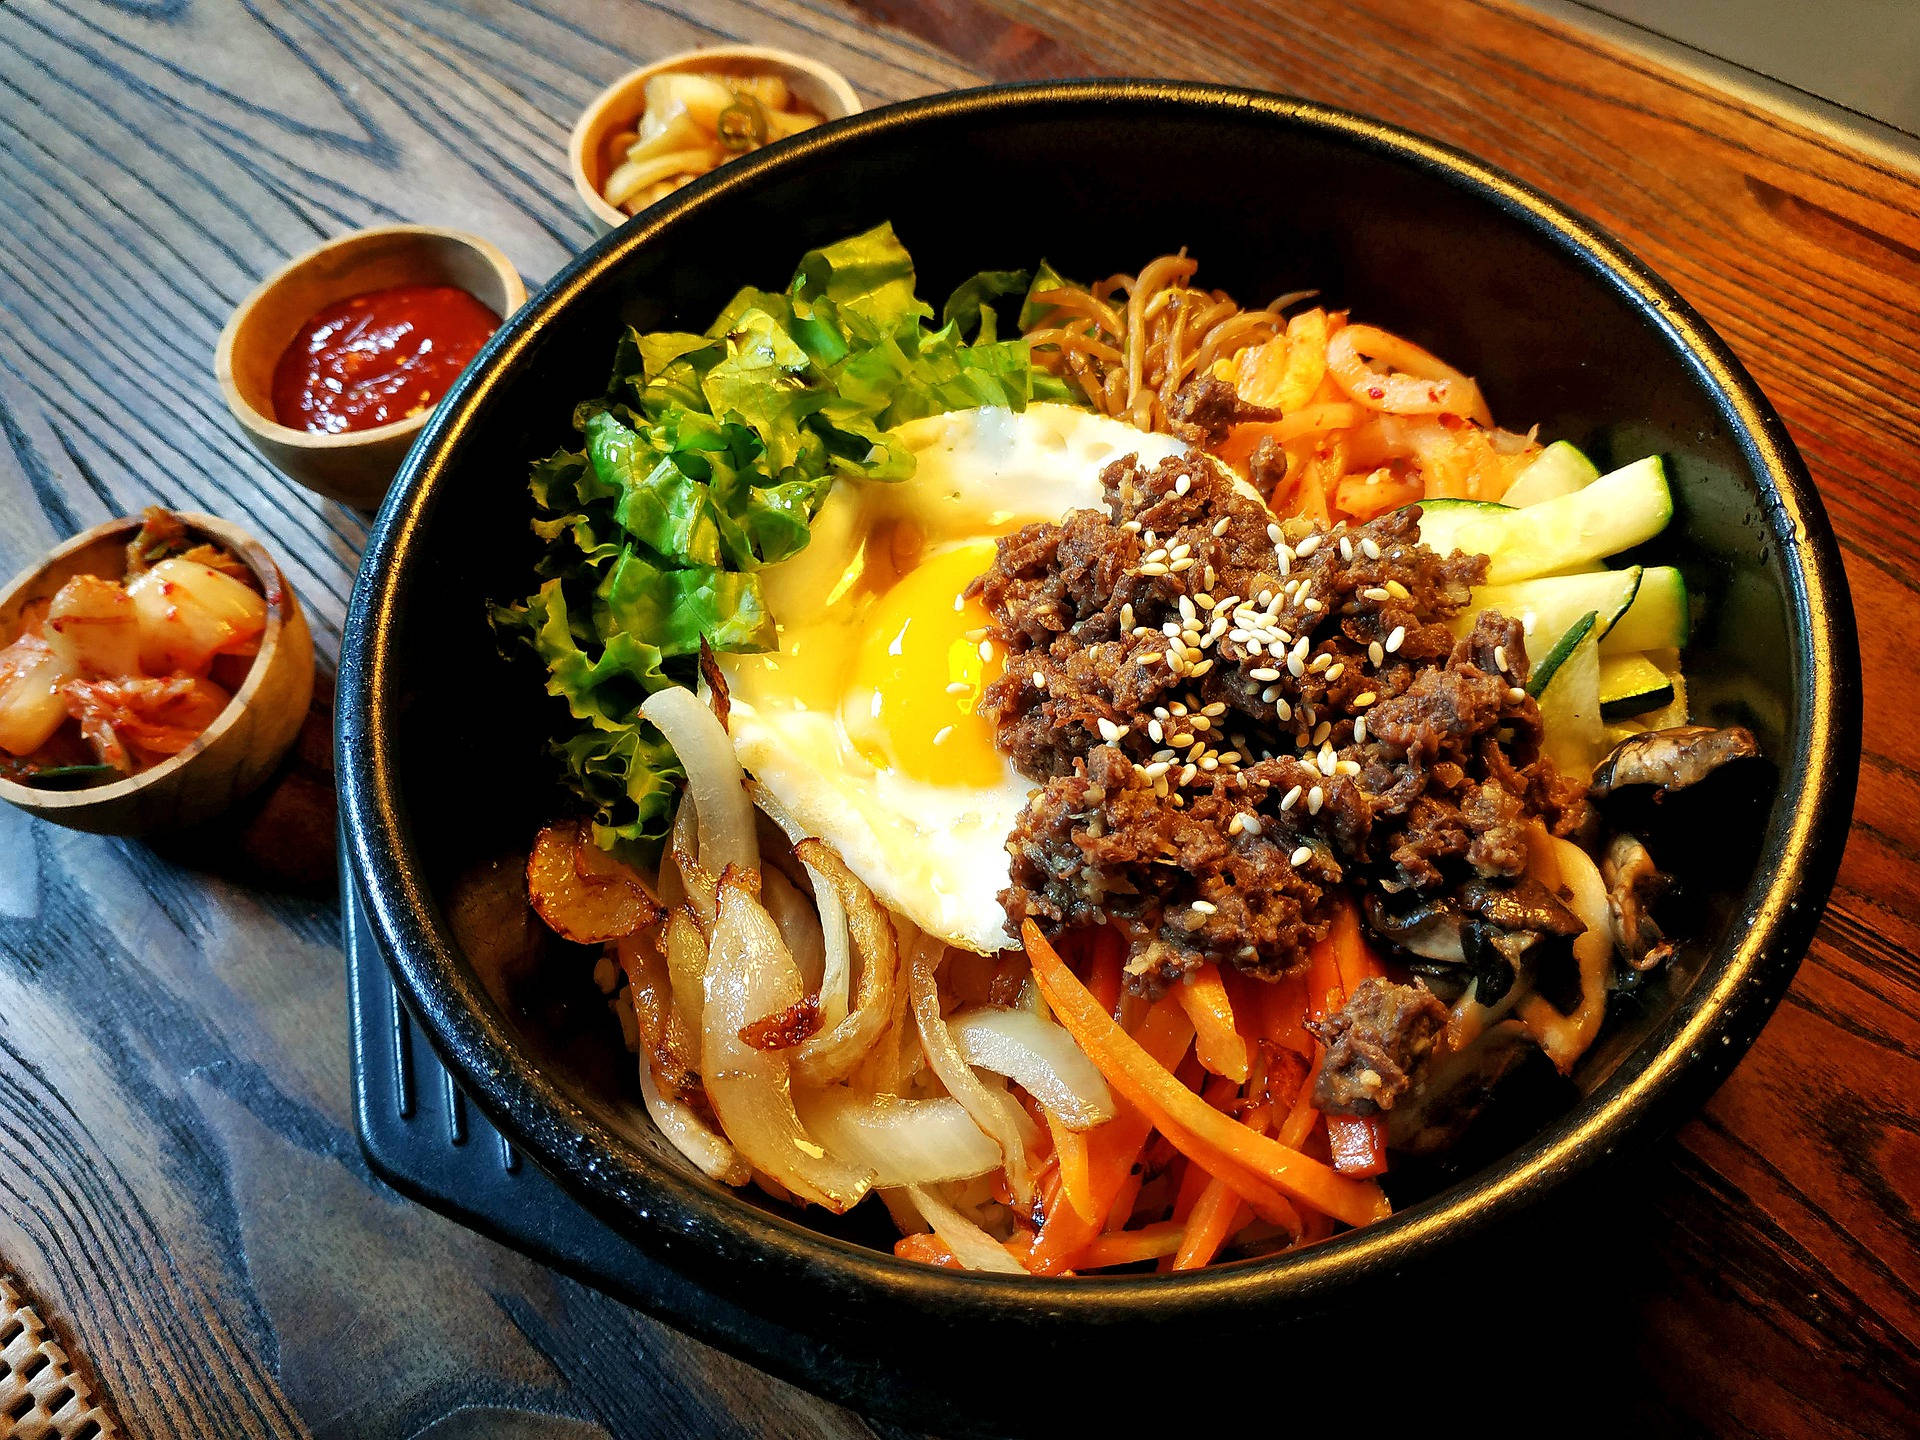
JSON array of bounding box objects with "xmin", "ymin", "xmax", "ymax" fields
[
  {"xmin": 1535, "ymin": 620, "xmax": 1603, "ymax": 778},
  {"xmin": 1414, "ymin": 455, "xmax": 1672, "ymax": 583},
  {"xmin": 1598, "ymin": 651, "xmax": 1674, "ymax": 719},
  {"xmin": 1526, "ymin": 609, "xmax": 1598, "ymax": 699},
  {"xmin": 1462, "ymin": 567, "xmax": 1641, "ymax": 664},
  {"xmin": 1600, "ymin": 565, "xmax": 1688, "ymax": 653},
  {"xmin": 1501, "ymin": 440, "xmax": 1599, "ymax": 508}
]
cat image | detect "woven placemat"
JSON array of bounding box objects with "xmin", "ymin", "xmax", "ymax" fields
[{"xmin": 0, "ymin": 1276, "xmax": 117, "ymax": 1440}]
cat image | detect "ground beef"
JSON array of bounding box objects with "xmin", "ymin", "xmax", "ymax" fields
[
  {"xmin": 1308, "ymin": 977, "xmax": 1450, "ymax": 1115},
  {"xmin": 975, "ymin": 449, "xmax": 1591, "ymax": 991},
  {"xmin": 1164, "ymin": 375, "xmax": 1274, "ymax": 445}
]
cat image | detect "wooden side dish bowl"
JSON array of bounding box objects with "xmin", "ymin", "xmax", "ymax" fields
[
  {"xmin": 215, "ymin": 225, "xmax": 526, "ymax": 510},
  {"xmin": 0, "ymin": 513, "xmax": 316, "ymax": 835},
  {"xmin": 569, "ymin": 45, "xmax": 863, "ymax": 231}
]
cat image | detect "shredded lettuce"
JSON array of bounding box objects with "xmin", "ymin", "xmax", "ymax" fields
[{"xmin": 494, "ymin": 223, "xmax": 1075, "ymax": 859}]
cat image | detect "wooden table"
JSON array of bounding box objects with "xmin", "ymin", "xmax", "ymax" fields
[{"xmin": 0, "ymin": 2, "xmax": 1913, "ymax": 1436}]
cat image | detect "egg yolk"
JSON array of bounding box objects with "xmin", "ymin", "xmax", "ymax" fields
[{"xmin": 842, "ymin": 540, "xmax": 1005, "ymax": 787}]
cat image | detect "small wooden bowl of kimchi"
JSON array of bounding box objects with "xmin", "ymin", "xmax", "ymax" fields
[
  {"xmin": 569, "ymin": 46, "xmax": 861, "ymax": 231},
  {"xmin": 0, "ymin": 510, "xmax": 315, "ymax": 834}
]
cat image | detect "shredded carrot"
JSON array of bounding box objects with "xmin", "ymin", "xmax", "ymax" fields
[
  {"xmin": 1025, "ymin": 998, "xmax": 1194, "ymax": 1276},
  {"xmin": 1086, "ymin": 929, "xmax": 1125, "ymax": 1017},
  {"xmin": 894, "ymin": 1233, "xmax": 964, "ymax": 1270},
  {"xmin": 1045, "ymin": 1112, "xmax": 1099, "ymax": 1224},
  {"xmin": 1025, "ymin": 922, "xmax": 1390, "ymax": 1231},
  {"xmin": 1106, "ymin": 1162, "xmax": 1146, "ymax": 1231},
  {"xmin": 1081, "ymin": 1221, "xmax": 1187, "ymax": 1268},
  {"xmin": 1172, "ymin": 1076, "xmax": 1239, "ymax": 1222},
  {"xmin": 1335, "ymin": 469, "xmax": 1423, "ymax": 519},
  {"xmin": 1175, "ymin": 963, "xmax": 1250, "ymax": 1083}
]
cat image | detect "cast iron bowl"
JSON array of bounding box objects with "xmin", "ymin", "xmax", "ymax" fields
[{"xmin": 339, "ymin": 82, "xmax": 1859, "ymax": 1431}]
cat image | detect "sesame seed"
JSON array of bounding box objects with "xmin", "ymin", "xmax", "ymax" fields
[
  {"xmin": 1179, "ymin": 596, "xmax": 1197, "ymax": 623},
  {"xmin": 1319, "ymin": 748, "xmax": 1337, "ymax": 776},
  {"xmin": 1203, "ymin": 701, "xmax": 1227, "ymax": 718},
  {"xmin": 1307, "ymin": 786, "xmax": 1325, "ymax": 815},
  {"xmin": 1339, "ymin": 537, "xmax": 1354, "ymax": 562},
  {"xmin": 1243, "ymin": 814, "xmax": 1263, "ymax": 836},
  {"xmin": 1204, "ymin": 564, "xmax": 1217, "ymax": 590},
  {"xmin": 1171, "ymin": 542, "xmax": 1192, "ymax": 560},
  {"xmin": 1180, "ymin": 763, "xmax": 1199, "ymax": 786},
  {"xmin": 946, "ymin": 681, "xmax": 971, "ymax": 696},
  {"xmin": 1508, "ymin": 686, "xmax": 1528, "ymax": 704},
  {"xmin": 1296, "ymin": 534, "xmax": 1322, "ymax": 558},
  {"xmin": 1200, "ymin": 757, "xmax": 1219, "ymax": 772},
  {"xmin": 1287, "ymin": 655, "xmax": 1306, "ymax": 678},
  {"xmin": 1276, "ymin": 699, "xmax": 1292, "ymax": 721},
  {"xmin": 1188, "ymin": 659, "xmax": 1213, "ymax": 676},
  {"xmin": 1187, "ymin": 741, "xmax": 1207, "ymax": 761},
  {"xmin": 1121, "ymin": 603, "xmax": 1135, "ymax": 629},
  {"xmin": 1144, "ymin": 760, "xmax": 1172, "ymax": 778},
  {"xmin": 1313, "ymin": 721, "xmax": 1332, "ymax": 745},
  {"xmin": 1189, "ymin": 716, "xmax": 1212, "ymax": 732},
  {"xmin": 1171, "ymin": 794, "xmax": 1185, "ymax": 808},
  {"xmin": 1310, "ymin": 653, "xmax": 1333, "ymax": 673},
  {"xmin": 1267, "ymin": 523, "xmax": 1283, "ymax": 544},
  {"xmin": 1362, "ymin": 587, "xmax": 1391, "ymax": 602},
  {"xmin": 1386, "ymin": 580, "xmax": 1411, "ymax": 600},
  {"xmin": 1032, "ymin": 671, "xmax": 1048, "ymax": 690},
  {"xmin": 1325, "ymin": 663, "xmax": 1345, "ymax": 682},
  {"xmin": 1139, "ymin": 562, "xmax": 1169, "ymax": 577},
  {"xmin": 1280, "ymin": 785, "xmax": 1303, "ymax": 811},
  {"xmin": 1493, "ymin": 645, "xmax": 1508, "ymax": 673},
  {"xmin": 1122, "ymin": 519, "xmax": 1142, "ymax": 533},
  {"xmin": 1213, "ymin": 516, "xmax": 1231, "ymax": 537},
  {"xmin": 979, "ymin": 640, "xmax": 995, "ymax": 662},
  {"xmin": 1228, "ymin": 813, "xmax": 1246, "ymax": 836},
  {"xmin": 1172, "ymin": 557, "xmax": 1198, "ymax": 573},
  {"xmin": 1354, "ymin": 691, "xmax": 1377, "ymax": 707},
  {"xmin": 1368, "ymin": 640, "xmax": 1385, "ymax": 666},
  {"xmin": 1245, "ymin": 639, "xmax": 1265, "ymax": 657},
  {"xmin": 1304, "ymin": 597, "xmax": 1324, "ymax": 612},
  {"xmin": 1385, "ymin": 625, "xmax": 1406, "ymax": 654},
  {"xmin": 1354, "ymin": 717, "xmax": 1368, "ymax": 743},
  {"xmin": 1190, "ymin": 899, "xmax": 1216, "ymax": 915},
  {"xmin": 933, "ymin": 726, "xmax": 953, "ymax": 745},
  {"xmin": 1170, "ymin": 703, "xmax": 1189, "ymax": 715},
  {"xmin": 1229, "ymin": 629, "xmax": 1252, "ymax": 644},
  {"xmin": 1170, "ymin": 731, "xmax": 1194, "ymax": 748},
  {"xmin": 1148, "ymin": 719, "xmax": 1164, "ymax": 742},
  {"xmin": 965, "ymin": 626, "xmax": 989, "ymax": 641},
  {"xmin": 1260, "ymin": 685, "xmax": 1280, "ymax": 703},
  {"xmin": 1336, "ymin": 760, "xmax": 1362, "ymax": 776},
  {"xmin": 1290, "ymin": 845, "xmax": 1313, "ymax": 866},
  {"xmin": 1175, "ymin": 474, "xmax": 1192, "ymax": 496},
  {"xmin": 1276, "ymin": 548, "xmax": 1292, "ymax": 576},
  {"xmin": 1361, "ymin": 537, "xmax": 1382, "ymax": 560},
  {"xmin": 1144, "ymin": 547, "xmax": 1169, "ymax": 564},
  {"xmin": 1096, "ymin": 717, "xmax": 1121, "ymax": 743},
  {"xmin": 1141, "ymin": 652, "xmax": 1163, "ymax": 667},
  {"xmin": 1249, "ymin": 666, "xmax": 1281, "ymax": 682}
]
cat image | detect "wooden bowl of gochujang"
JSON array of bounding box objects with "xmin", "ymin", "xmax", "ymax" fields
[{"xmin": 215, "ymin": 225, "xmax": 525, "ymax": 508}]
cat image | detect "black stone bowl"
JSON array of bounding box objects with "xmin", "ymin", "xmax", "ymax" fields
[{"xmin": 339, "ymin": 82, "xmax": 1859, "ymax": 1432}]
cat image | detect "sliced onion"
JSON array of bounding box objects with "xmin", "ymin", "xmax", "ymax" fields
[
  {"xmin": 663, "ymin": 906, "xmax": 709, "ymax": 1050},
  {"xmin": 902, "ymin": 1185, "xmax": 1027, "ymax": 1274},
  {"xmin": 762, "ymin": 865, "xmax": 825, "ymax": 995},
  {"xmin": 947, "ymin": 1006, "xmax": 1116, "ymax": 1131},
  {"xmin": 794, "ymin": 1089, "xmax": 1001, "ymax": 1187},
  {"xmin": 1519, "ymin": 837, "xmax": 1614, "ymax": 1074},
  {"xmin": 637, "ymin": 1040, "xmax": 750, "ymax": 1186},
  {"xmin": 789, "ymin": 840, "xmax": 899, "ymax": 1086},
  {"xmin": 750, "ymin": 781, "xmax": 852, "ymax": 1026},
  {"xmin": 702, "ymin": 868, "xmax": 873, "ymax": 1211},
  {"xmin": 905, "ymin": 932, "xmax": 1033, "ymax": 1206},
  {"xmin": 643, "ymin": 686, "xmax": 757, "ymax": 882},
  {"xmin": 1327, "ymin": 324, "xmax": 1490, "ymax": 423},
  {"xmin": 612, "ymin": 930, "xmax": 746, "ymax": 1185}
]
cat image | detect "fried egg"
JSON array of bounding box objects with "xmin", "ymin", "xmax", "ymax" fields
[{"xmin": 718, "ymin": 403, "xmax": 1188, "ymax": 953}]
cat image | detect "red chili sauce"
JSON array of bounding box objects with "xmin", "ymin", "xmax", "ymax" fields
[{"xmin": 271, "ymin": 284, "xmax": 499, "ymax": 434}]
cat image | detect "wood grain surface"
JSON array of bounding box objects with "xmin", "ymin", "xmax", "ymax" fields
[{"xmin": 0, "ymin": 1, "xmax": 1913, "ymax": 1437}]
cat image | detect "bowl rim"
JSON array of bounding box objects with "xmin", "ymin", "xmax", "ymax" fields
[
  {"xmin": 568, "ymin": 44, "xmax": 865, "ymax": 230},
  {"xmin": 339, "ymin": 79, "xmax": 1860, "ymax": 1326},
  {"xmin": 213, "ymin": 223, "xmax": 526, "ymax": 452},
  {"xmin": 0, "ymin": 511, "xmax": 299, "ymax": 813}
]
